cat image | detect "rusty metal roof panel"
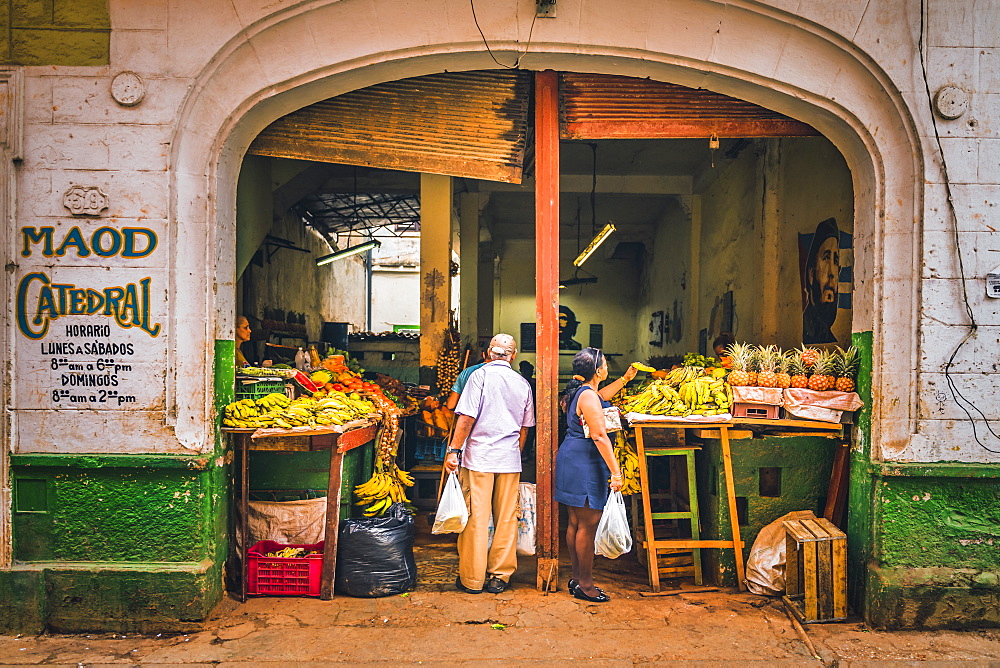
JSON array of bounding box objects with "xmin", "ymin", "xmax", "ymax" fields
[
  {"xmin": 560, "ymin": 73, "xmax": 817, "ymax": 139},
  {"xmin": 249, "ymin": 70, "xmax": 531, "ymax": 184}
]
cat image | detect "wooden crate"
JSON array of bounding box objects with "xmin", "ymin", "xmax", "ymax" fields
[
  {"xmin": 732, "ymin": 402, "xmax": 780, "ymax": 419},
  {"xmin": 782, "ymin": 517, "xmax": 847, "ymax": 623}
]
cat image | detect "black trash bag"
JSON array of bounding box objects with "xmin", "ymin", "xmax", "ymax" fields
[{"xmin": 335, "ymin": 502, "xmax": 417, "ymax": 597}]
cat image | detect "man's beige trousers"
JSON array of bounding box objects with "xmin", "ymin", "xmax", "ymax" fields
[{"xmin": 457, "ymin": 468, "xmax": 520, "ymax": 590}]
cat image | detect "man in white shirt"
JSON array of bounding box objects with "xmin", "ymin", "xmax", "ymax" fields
[{"xmin": 444, "ymin": 333, "xmax": 535, "ymax": 594}]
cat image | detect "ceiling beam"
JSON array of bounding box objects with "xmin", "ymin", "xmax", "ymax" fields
[{"xmin": 476, "ymin": 174, "xmax": 692, "ymax": 195}]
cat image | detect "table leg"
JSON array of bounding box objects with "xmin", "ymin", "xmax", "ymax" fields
[
  {"xmin": 320, "ymin": 449, "xmax": 345, "ymax": 600},
  {"xmin": 240, "ymin": 433, "xmax": 249, "ymax": 603},
  {"xmin": 635, "ymin": 427, "xmax": 660, "ymax": 592},
  {"xmin": 719, "ymin": 426, "xmax": 746, "ymax": 591}
]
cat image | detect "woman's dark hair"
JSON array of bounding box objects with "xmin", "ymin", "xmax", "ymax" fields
[
  {"xmin": 560, "ymin": 347, "xmax": 604, "ymax": 412},
  {"xmin": 713, "ymin": 331, "xmax": 736, "ymax": 351}
]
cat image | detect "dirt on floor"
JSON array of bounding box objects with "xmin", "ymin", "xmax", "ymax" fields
[{"xmin": 2, "ymin": 531, "xmax": 1000, "ymax": 666}]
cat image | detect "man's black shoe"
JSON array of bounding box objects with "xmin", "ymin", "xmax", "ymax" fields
[
  {"xmin": 485, "ymin": 576, "xmax": 509, "ymax": 594},
  {"xmin": 455, "ymin": 576, "xmax": 483, "ymax": 594}
]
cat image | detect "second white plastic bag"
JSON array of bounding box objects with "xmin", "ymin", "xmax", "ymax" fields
[
  {"xmin": 432, "ymin": 472, "xmax": 469, "ymax": 534},
  {"xmin": 594, "ymin": 491, "xmax": 632, "ymax": 559}
]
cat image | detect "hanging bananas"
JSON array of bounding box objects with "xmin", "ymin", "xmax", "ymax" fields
[
  {"xmin": 354, "ymin": 463, "xmax": 415, "ymax": 516},
  {"xmin": 613, "ymin": 431, "xmax": 641, "ymax": 495}
]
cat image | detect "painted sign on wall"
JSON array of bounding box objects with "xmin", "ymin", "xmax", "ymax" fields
[
  {"xmin": 13, "ymin": 220, "xmax": 165, "ymax": 414},
  {"xmin": 799, "ymin": 218, "xmax": 853, "ymax": 345}
]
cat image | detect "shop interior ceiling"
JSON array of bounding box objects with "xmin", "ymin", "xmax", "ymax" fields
[
  {"xmin": 287, "ymin": 136, "xmax": 740, "ymax": 249},
  {"xmin": 252, "ymin": 70, "xmax": 815, "ymax": 249}
]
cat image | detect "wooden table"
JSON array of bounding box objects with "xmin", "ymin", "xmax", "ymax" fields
[
  {"xmin": 631, "ymin": 417, "xmax": 844, "ymax": 592},
  {"xmin": 224, "ymin": 421, "xmax": 378, "ymax": 601}
]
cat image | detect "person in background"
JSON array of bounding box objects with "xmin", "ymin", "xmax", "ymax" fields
[
  {"xmin": 518, "ymin": 360, "xmax": 538, "ymax": 461},
  {"xmin": 444, "ymin": 334, "xmax": 535, "ymax": 595},
  {"xmin": 713, "ymin": 332, "xmax": 736, "ymax": 368},
  {"xmin": 235, "ymin": 315, "xmax": 252, "ymax": 369},
  {"xmin": 445, "ymin": 340, "xmax": 490, "ymax": 411},
  {"xmin": 554, "ymin": 348, "xmax": 636, "ymax": 602}
]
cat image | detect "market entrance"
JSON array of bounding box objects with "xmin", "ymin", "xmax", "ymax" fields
[{"xmin": 224, "ymin": 69, "xmax": 860, "ymax": 602}]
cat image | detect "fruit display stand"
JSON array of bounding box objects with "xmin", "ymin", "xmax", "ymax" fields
[
  {"xmin": 630, "ymin": 417, "xmax": 845, "ymax": 593},
  {"xmin": 224, "ymin": 420, "xmax": 378, "ymax": 601}
]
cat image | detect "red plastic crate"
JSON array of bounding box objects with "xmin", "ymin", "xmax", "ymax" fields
[
  {"xmin": 732, "ymin": 402, "xmax": 781, "ymax": 419},
  {"xmin": 247, "ymin": 540, "xmax": 324, "ymax": 597}
]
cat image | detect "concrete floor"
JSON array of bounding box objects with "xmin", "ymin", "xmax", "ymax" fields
[{"xmin": 3, "ymin": 535, "xmax": 1000, "ymax": 665}]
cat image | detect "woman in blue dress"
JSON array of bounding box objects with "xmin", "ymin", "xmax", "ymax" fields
[{"xmin": 554, "ymin": 347, "xmax": 636, "ymax": 602}]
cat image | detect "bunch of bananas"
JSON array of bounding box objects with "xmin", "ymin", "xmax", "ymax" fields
[
  {"xmin": 222, "ymin": 394, "xmax": 288, "ymax": 428},
  {"xmin": 263, "ymin": 547, "xmax": 319, "ymax": 558},
  {"xmin": 354, "ymin": 464, "xmax": 415, "ymax": 516},
  {"xmin": 657, "ymin": 366, "xmax": 708, "ymax": 387},
  {"xmin": 619, "ymin": 376, "xmax": 732, "ymax": 417},
  {"xmin": 613, "ymin": 432, "xmax": 641, "ymax": 495},
  {"xmin": 677, "ymin": 376, "xmax": 732, "ymax": 415},
  {"xmin": 221, "ymin": 392, "xmax": 376, "ymax": 429}
]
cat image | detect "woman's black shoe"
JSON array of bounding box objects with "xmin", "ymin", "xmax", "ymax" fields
[
  {"xmin": 568, "ymin": 579, "xmax": 580, "ymax": 595},
  {"xmin": 573, "ymin": 586, "xmax": 610, "ymax": 603}
]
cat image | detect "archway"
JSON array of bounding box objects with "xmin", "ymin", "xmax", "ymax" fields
[{"xmin": 169, "ymin": 0, "xmax": 922, "ymax": 617}]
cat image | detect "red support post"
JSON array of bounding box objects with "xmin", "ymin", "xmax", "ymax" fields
[{"xmin": 534, "ymin": 70, "xmax": 560, "ymax": 591}]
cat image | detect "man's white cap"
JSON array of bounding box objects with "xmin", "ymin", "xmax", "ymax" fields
[{"xmin": 489, "ymin": 333, "xmax": 516, "ymax": 356}]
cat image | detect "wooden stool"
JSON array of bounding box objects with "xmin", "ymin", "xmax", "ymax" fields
[{"xmin": 636, "ymin": 440, "xmax": 704, "ymax": 589}]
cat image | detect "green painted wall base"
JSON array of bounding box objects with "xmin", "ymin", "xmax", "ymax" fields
[
  {"xmin": 0, "ymin": 560, "xmax": 221, "ymax": 634},
  {"xmin": 864, "ymin": 565, "xmax": 1000, "ymax": 630},
  {"xmin": 694, "ymin": 433, "xmax": 840, "ymax": 586},
  {"xmin": 862, "ymin": 462, "xmax": 1000, "ymax": 629}
]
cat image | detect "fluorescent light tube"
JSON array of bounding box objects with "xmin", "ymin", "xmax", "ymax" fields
[
  {"xmin": 572, "ymin": 222, "xmax": 616, "ymax": 267},
  {"xmin": 316, "ymin": 239, "xmax": 381, "ymax": 266}
]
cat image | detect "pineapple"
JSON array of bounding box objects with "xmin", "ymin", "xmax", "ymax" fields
[
  {"xmin": 799, "ymin": 345, "xmax": 820, "ymax": 369},
  {"xmin": 787, "ymin": 352, "xmax": 810, "ymax": 388},
  {"xmin": 756, "ymin": 345, "xmax": 780, "ymax": 388},
  {"xmin": 725, "ymin": 342, "xmax": 753, "ymax": 387},
  {"xmin": 774, "ymin": 350, "xmax": 792, "ymax": 389},
  {"xmin": 746, "ymin": 346, "xmax": 760, "ymax": 386},
  {"xmin": 807, "ymin": 349, "xmax": 835, "ymax": 391},
  {"xmin": 834, "ymin": 345, "xmax": 859, "ymax": 392}
]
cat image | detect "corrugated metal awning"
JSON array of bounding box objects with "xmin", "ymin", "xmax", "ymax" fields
[
  {"xmin": 248, "ymin": 70, "xmax": 531, "ymax": 184},
  {"xmin": 560, "ymin": 73, "xmax": 818, "ymax": 139}
]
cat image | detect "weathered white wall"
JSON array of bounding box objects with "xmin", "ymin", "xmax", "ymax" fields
[
  {"xmin": 371, "ymin": 268, "xmax": 420, "ymax": 333},
  {"xmin": 4, "ymin": 0, "xmax": 997, "ymax": 464},
  {"xmin": 238, "ymin": 209, "xmax": 367, "ymax": 345},
  {"xmin": 692, "ymin": 137, "xmax": 854, "ymax": 351},
  {"xmin": 495, "ymin": 238, "xmax": 642, "ymax": 380},
  {"xmin": 633, "ymin": 199, "xmax": 695, "ymax": 363}
]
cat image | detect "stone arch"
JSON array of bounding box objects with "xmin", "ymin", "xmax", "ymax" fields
[{"xmin": 167, "ymin": 0, "xmax": 921, "ymax": 459}]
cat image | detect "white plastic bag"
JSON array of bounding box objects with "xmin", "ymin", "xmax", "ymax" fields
[
  {"xmin": 485, "ymin": 483, "xmax": 535, "ymax": 555},
  {"xmin": 517, "ymin": 482, "xmax": 536, "ymax": 556},
  {"xmin": 745, "ymin": 510, "xmax": 817, "ymax": 595},
  {"xmin": 594, "ymin": 491, "xmax": 632, "ymax": 559},
  {"xmin": 432, "ymin": 472, "xmax": 469, "ymax": 534}
]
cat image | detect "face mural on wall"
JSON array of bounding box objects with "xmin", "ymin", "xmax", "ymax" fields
[
  {"xmin": 800, "ymin": 218, "xmax": 852, "ymax": 344},
  {"xmin": 558, "ymin": 305, "xmax": 583, "ymax": 350}
]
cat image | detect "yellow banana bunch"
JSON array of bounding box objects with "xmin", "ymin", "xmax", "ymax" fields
[
  {"xmin": 660, "ymin": 366, "xmax": 705, "ymax": 387},
  {"xmin": 613, "ymin": 432, "xmax": 641, "ymax": 495},
  {"xmin": 255, "ymin": 392, "xmax": 290, "ymax": 411},
  {"xmin": 354, "ymin": 462, "xmax": 415, "ymax": 516},
  {"xmin": 265, "ymin": 547, "xmax": 308, "ymax": 558}
]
